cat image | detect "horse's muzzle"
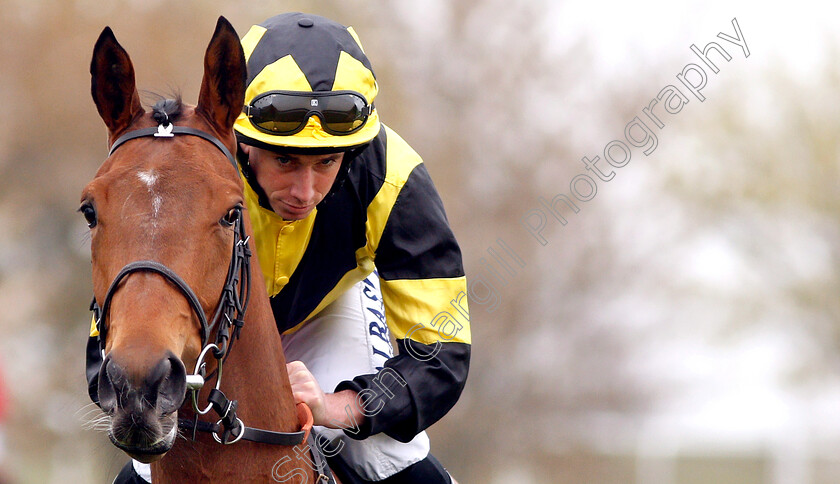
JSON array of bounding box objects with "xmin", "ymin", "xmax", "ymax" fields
[{"xmin": 98, "ymin": 351, "xmax": 187, "ymax": 459}]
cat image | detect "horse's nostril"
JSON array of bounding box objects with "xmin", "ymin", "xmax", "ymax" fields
[
  {"xmin": 153, "ymin": 353, "xmax": 187, "ymax": 415},
  {"xmin": 97, "ymin": 352, "xmax": 187, "ymax": 415},
  {"xmin": 97, "ymin": 355, "xmax": 123, "ymax": 414}
]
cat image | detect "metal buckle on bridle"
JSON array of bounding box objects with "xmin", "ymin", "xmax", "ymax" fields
[{"xmin": 213, "ymin": 416, "xmax": 245, "ymax": 444}]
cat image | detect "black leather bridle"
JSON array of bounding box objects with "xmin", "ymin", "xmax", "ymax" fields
[
  {"xmin": 89, "ymin": 122, "xmax": 334, "ymax": 480},
  {"xmin": 91, "ymin": 121, "xmax": 251, "ymax": 371}
]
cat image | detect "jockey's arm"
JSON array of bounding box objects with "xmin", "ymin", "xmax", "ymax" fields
[{"xmin": 336, "ymin": 161, "xmax": 472, "ymax": 443}]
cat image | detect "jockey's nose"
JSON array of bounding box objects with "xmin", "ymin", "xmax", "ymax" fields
[
  {"xmin": 98, "ymin": 351, "xmax": 187, "ymax": 416},
  {"xmin": 288, "ymin": 165, "xmax": 316, "ymax": 203}
]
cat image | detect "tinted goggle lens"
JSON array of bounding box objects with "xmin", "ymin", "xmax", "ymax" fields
[{"xmin": 245, "ymin": 91, "xmax": 371, "ymax": 136}]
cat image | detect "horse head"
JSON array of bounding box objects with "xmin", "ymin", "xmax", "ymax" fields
[{"xmin": 83, "ymin": 17, "xmax": 246, "ymax": 463}]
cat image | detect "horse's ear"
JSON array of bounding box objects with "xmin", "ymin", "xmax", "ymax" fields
[
  {"xmin": 90, "ymin": 27, "xmax": 144, "ymax": 136},
  {"xmin": 197, "ymin": 17, "xmax": 246, "ymax": 134}
]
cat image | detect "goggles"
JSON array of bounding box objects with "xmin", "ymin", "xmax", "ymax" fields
[{"xmin": 243, "ymin": 90, "xmax": 373, "ymax": 136}]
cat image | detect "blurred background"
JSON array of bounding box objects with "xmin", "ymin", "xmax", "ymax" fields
[{"xmin": 0, "ymin": 0, "xmax": 837, "ymax": 482}]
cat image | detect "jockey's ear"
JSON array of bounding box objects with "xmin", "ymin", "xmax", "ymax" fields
[
  {"xmin": 90, "ymin": 27, "xmax": 144, "ymax": 138},
  {"xmin": 196, "ymin": 16, "xmax": 246, "ymax": 135}
]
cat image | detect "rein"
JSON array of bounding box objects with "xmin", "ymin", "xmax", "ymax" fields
[{"xmin": 90, "ymin": 123, "xmax": 334, "ymax": 481}]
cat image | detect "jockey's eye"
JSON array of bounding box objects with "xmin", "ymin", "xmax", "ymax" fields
[
  {"xmin": 79, "ymin": 203, "xmax": 97, "ymax": 228},
  {"xmin": 220, "ymin": 206, "xmax": 242, "ymax": 227}
]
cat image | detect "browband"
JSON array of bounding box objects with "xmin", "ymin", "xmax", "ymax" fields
[{"xmin": 108, "ymin": 124, "xmax": 238, "ymax": 171}]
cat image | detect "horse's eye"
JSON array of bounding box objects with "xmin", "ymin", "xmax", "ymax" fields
[
  {"xmin": 220, "ymin": 206, "xmax": 241, "ymax": 227},
  {"xmin": 79, "ymin": 203, "xmax": 97, "ymax": 228}
]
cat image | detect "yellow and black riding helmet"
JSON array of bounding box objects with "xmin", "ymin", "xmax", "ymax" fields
[
  {"xmin": 234, "ymin": 13, "xmax": 381, "ymax": 207},
  {"xmin": 234, "ymin": 13, "xmax": 381, "ymax": 153}
]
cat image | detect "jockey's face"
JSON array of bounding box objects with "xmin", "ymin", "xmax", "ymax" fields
[{"xmin": 242, "ymin": 145, "xmax": 343, "ymax": 220}]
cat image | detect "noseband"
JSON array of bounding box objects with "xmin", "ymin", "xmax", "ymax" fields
[{"xmin": 88, "ymin": 122, "xmax": 331, "ymax": 474}]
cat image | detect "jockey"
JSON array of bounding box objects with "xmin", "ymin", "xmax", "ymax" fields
[
  {"xmin": 232, "ymin": 13, "xmax": 470, "ymax": 483},
  {"xmin": 98, "ymin": 12, "xmax": 470, "ymax": 484}
]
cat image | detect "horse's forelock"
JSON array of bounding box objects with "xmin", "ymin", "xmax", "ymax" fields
[{"xmin": 151, "ymin": 96, "xmax": 183, "ymax": 126}]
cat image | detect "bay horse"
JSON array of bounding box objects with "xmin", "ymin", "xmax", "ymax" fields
[{"xmin": 83, "ymin": 17, "xmax": 334, "ymax": 483}]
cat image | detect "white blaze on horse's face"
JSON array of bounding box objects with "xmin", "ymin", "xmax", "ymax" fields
[
  {"xmin": 137, "ymin": 169, "xmax": 157, "ymax": 187},
  {"xmin": 137, "ymin": 170, "xmax": 163, "ymax": 219}
]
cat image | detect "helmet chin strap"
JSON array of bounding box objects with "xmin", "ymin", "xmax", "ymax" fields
[
  {"xmin": 318, "ymin": 144, "xmax": 364, "ymax": 205},
  {"xmin": 234, "ymin": 143, "xmax": 274, "ymax": 211}
]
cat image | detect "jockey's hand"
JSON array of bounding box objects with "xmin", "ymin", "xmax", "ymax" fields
[{"xmin": 286, "ymin": 361, "xmax": 364, "ymax": 428}]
